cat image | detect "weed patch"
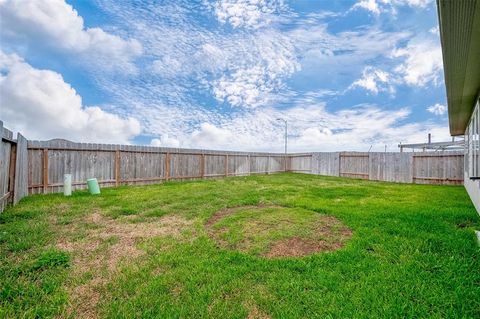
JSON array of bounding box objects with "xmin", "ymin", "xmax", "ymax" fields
[{"xmin": 32, "ymin": 249, "xmax": 70, "ymax": 270}]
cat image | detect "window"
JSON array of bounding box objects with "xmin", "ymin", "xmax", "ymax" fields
[{"xmin": 466, "ymin": 97, "xmax": 480, "ymax": 179}]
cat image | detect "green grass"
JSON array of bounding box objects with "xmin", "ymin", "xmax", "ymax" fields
[
  {"xmin": 0, "ymin": 173, "xmax": 479, "ymax": 318},
  {"xmin": 209, "ymin": 206, "xmax": 350, "ymax": 256}
]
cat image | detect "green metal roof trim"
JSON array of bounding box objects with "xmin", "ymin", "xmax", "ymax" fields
[{"xmin": 437, "ymin": 0, "xmax": 480, "ymax": 136}]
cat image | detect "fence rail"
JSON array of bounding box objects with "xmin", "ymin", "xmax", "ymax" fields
[{"xmin": 0, "ymin": 121, "xmax": 466, "ymax": 212}]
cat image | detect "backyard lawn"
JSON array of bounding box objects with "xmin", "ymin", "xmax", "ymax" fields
[{"xmin": 0, "ymin": 173, "xmax": 479, "ymax": 318}]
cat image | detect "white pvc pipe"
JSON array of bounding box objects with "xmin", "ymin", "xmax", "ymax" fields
[{"xmin": 63, "ymin": 174, "xmax": 72, "ymax": 196}]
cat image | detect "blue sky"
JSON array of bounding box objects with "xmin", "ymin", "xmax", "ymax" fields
[{"xmin": 0, "ymin": 0, "xmax": 449, "ymax": 152}]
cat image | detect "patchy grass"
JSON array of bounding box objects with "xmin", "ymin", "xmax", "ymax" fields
[
  {"xmin": 0, "ymin": 173, "xmax": 479, "ymax": 318},
  {"xmin": 206, "ymin": 205, "xmax": 351, "ymax": 257}
]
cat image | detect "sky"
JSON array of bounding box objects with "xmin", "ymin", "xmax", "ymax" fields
[{"xmin": 0, "ymin": 0, "xmax": 450, "ymax": 152}]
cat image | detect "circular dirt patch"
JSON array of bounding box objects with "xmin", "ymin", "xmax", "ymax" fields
[{"xmin": 205, "ymin": 205, "xmax": 352, "ymax": 258}]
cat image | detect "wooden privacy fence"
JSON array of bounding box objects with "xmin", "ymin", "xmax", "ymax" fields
[
  {"xmin": 289, "ymin": 151, "xmax": 464, "ymax": 185},
  {"xmin": 0, "ymin": 122, "xmax": 28, "ymax": 212},
  {"xmin": 0, "ymin": 121, "xmax": 466, "ymax": 212},
  {"xmin": 27, "ymin": 139, "xmax": 288, "ymax": 195}
]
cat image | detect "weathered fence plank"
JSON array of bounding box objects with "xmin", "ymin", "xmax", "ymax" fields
[
  {"xmin": 13, "ymin": 133, "xmax": 28, "ymax": 204},
  {"xmin": 369, "ymin": 152, "xmax": 413, "ymax": 183},
  {"xmin": 311, "ymin": 152, "xmax": 339, "ymax": 176},
  {"xmin": 290, "ymin": 154, "xmax": 312, "ymax": 173},
  {"xmin": 42, "ymin": 148, "xmax": 48, "ymax": 194},
  {"xmin": 412, "ymin": 152, "xmax": 464, "ymax": 185},
  {"xmin": 339, "ymin": 152, "xmax": 369, "ymax": 179},
  {"xmin": 0, "ymin": 121, "xmax": 10, "ymax": 212},
  {"xmin": 0, "ymin": 122, "xmax": 17, "ymax": 212}
]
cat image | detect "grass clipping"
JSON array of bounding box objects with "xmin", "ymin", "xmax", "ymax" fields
[{"xmin": 206, "ymin": 205, "xmax": 352, "ymax": 258}]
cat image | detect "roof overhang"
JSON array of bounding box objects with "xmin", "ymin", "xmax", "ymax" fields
[{"xmin": 437, "ymin": 0, "xmax": 480, "ymax": 136}]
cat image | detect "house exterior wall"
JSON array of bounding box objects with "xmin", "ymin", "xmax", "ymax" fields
[{"xmin": 464, "ymin": 96, "xmax": 480, "ymax": 213}]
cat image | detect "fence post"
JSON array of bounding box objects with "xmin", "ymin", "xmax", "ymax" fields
[
  {"xmin": 200, "ymin": 153, "xmax": 205, "ymax": 178},
  {"xmin": 115, "ymin": 150, "xmax": 121, "ymax": 186},
  {"xmin": 367, "ymin": 153, "xmax": 370, "ymax": 180},
  {"xmin": 165, "ymin": 152, "xmax": 170, "ymax": 181},
  {"xmin": 42, "ymin": 148, "xmax": 48, "ymax": 194},
  {"xmin": 412, "ymin": 155, "xmax": 416, "ymax": 184},
  {"xmin": 225, "ymin": 154, "xmax": 228, "ymax": 177},
  {"xmin": 267, "ymin": 156, "xmax": 270, "ymax": 174},
  {"xmin": 310, "ymin": 154, "xmax": 313, "ymax": 173},
  {"xmin": 338, "ymin": 152, "xmax": 342, "ymax": 177},
  {"xmin": 28, "ymin": 148, "xmax": 32, "ymax": 196},
  {"xmin": 248, "ymin": 154, "xmax": 251, "ymax": 175}
]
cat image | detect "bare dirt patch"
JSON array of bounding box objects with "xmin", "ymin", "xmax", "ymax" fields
[
  {"xmin": 247, "ymin": 304, "xmax": 271, "ymax": 319},
  {"xmin": 206, "ymin": 205, "xmax": 352, "ymax": 258},
  {"xmin": 56, "ymin": 211, "xmax": 192, "ymax": 318}
]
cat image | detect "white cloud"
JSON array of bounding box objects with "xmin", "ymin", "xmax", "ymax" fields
[
  {"xmin": 295, "ymin": 127, "xmax": 333, "ymax": 146},
  {"xmin": 150, "ymin": 135, "xmax": 181, "ymax": 148},
  {"xmin": 289, "ymin": 24, "xmax": 410, "ymax": 90},
  {"xmin": 149, "ymin": 26, "xmax": 299, "ymax": 108},
  {"xmin": 129, "ymin": 97, "xmax": 449, "ymax": 152},
  {"xmin": 282, "ymin": 105, "xmax": 449, "ymax": 151},
  {"xmin": 212, "ymin": 61, "xmax": 295, "ymax": 108},
  {"xmin": 0, "ymin": 0, "xmax": 142, "ymax": 72},
  {"xmin": 0, "ymin": 51, "xmax": 141, "ymax": 143},
  {"xmin": 191, "ymin": 123, "xmax": 233, "ymax": 149},
  {"xmin": 403, "ymin": 0, "xmax": 432, "ymax": 7},
  {"xmin": 209, "ymin": 25, "xmax": 408, "ymax": 107},
  {"xmin": 427, "ymin": 103, "xmax": 447, "ymax": 115},
  {"xmin": 349, "ymin": 67, "xmax": 394, "ymax": 94},
  {"xmin": 96, "ymin": 1, "xmax": 410, "ymax": 111},
  {"xmin": 74, "ymin": 0, "xmax": 448, "ymax": 152},
  {"xmin": 209, "ymin": 0, "xmax": 287, "ymax": 29},
  {"xmin": 392, "ymin": 38, "xmax": 443, "ymax": 86},
  {"xmin": 429, "ymin": 26, "xmax": 439, "ymax": 35},
  {"xmin": 352, "ymin": 0, "xmax": 433, "ymax": 14},
  {"xmin": 353, "ymin": 0, "xmax": 381, "ymax": 14},
  {"xmin": 97, "ymin": 0, "xmax": 299, "ymax": 109},
  {"xmin": 207, "ymin": 32, "xmax": 300, "ymax": 107}
]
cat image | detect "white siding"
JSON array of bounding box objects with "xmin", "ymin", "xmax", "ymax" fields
[{"xmin": 464, "ymin": 97, "xmax": 480, "ymax": 213}]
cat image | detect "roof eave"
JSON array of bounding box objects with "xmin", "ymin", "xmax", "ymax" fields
[{"xmin": 437, "ymin": 0, "xmax": 480, "ymax": 136}]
